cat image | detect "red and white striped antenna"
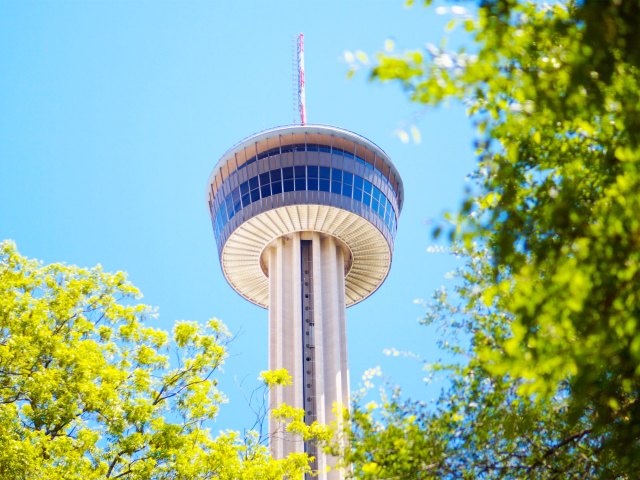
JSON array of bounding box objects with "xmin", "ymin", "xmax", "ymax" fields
[{"xmin": 296, "ymin": 33, "xmax": 306, "ymax": 125}]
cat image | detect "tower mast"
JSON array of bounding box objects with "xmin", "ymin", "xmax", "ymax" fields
[{"xmin": 297, "ymin": 33, "xmax": 306, "ymax": 125}]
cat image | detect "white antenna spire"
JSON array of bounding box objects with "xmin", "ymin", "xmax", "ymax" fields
[{"xmin": 297, "ymin": 33, "xmax": 306, "ymax": 125}]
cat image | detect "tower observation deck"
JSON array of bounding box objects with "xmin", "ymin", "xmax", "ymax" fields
[{"xmin": 206, "ymin": 124, "xmax": 403, "ymax": 479}]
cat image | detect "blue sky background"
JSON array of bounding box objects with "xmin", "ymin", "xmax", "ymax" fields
[{"xmin": 0, "ymin": 1, "xmax": 475, "ymax": 431}]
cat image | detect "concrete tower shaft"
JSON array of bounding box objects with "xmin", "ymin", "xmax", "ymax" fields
[
  {"xmin": 207, "ymin": 125, "xmax": 403, "ymax": 479},
  {"xmin": 266, "ymin": 232, "xmax": 349, "ymax": 478}
]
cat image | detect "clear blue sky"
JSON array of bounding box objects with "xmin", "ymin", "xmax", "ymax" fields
[{"xmin": 0, "ymin": 1, "xmax": 475, "ymax": 431}]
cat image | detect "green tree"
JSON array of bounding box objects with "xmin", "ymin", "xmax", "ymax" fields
[
  {"xmin": 340, "ymin": 0, "xmax": 640, "ymax": 477},
  {"xmin": 0, "ymin": 241, "xmax": 309, "ymax": 479}
]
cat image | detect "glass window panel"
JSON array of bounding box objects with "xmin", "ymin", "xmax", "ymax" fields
[
  {"xmin": 373, "ymin": 186, "xmax": 381, "ymax": 201},
  {"xmin": 270, "ymin": 169, "xmax": 281, "ymax": 181},
  {"xmin": 363, "ymin": 192, "xmax": 371, "ymax": 206},
  {"xmin": 354, "ymin": 187, "xmax": 363, "ymax": 201},
  {"xmin": 283, "ymin": 179, "xmax": 294, "ymax": 192},
  {"xmin": 250, "ymin": 189, "xmax": 261, "ymax": 202},
  {"xmin": 307, "ymin": 144, "xmax": 318, "ymax": 152},
  {"xmin": 354, "ymin": 175, "xmax": 363, "ymax": 189},
  {"xmin": 232, "ymin": 187, "xmax": 240, "ymax": 203},
  {"xmin": 320, "ymin": 166, "xmax": 330, "ymax": 179},
  {"xmin": 241, "ymin": 193, "xmax": 250, "ymax": 207},
  {"xmin": 308, "ymin": 178, "xmax": 318, "ymax": 190},
  {"xmin": 295, "ymin": 166, "xmax": 306, "ymax": 178},
  {"xmin": 295, "ymin": 178, "xmax": 306, "ymax": 191},
  {"xmin": 307, "ymin": 165, "xmax": 318, "ymax": 178},
  {"xmin": 259, "ymin": 172, "xmax": 270, "ymax": 186},
  {"xmin": 261, "ymin": 184, "xmax": 271, "ymax": 198},
  {"xmin": 249, "ymin": 176, "xmax": 259, "ymax": 190},
  {"xmin": 363, "ymin": 180, "xmax": 373, "ymax": 194},
  {"xmin": 271, "ymin": 181, "xmax": 282, "ymax": 194},
  {"xmin": 240, "ymin": 181, "xmax": 250, "ymax": 195},
  {"xmin": 342, "ymin": 184, "xmax": 352, "ymax": 197},
  {"xmin": 283, "ymin": 166, "xmax": 294, "ymax": 179},
  {"xmin": 343, "ymin": 172, "xmax": 353, "ymax": 185},
  {"xmin": 331, "ymin": 180, "xmax": 341, "ymax": 193},
  {"xmin": 332, "ymin": 169, "xmax": 343, "ymax": 181},
  {"xmin": 319, "ymin": 145, "xmax": 331, "ymax": 153},
  {"xmin": 319, "ymin": 179, "xmax": 330, "ymax": 192},
  {"xmin": 372, "ymin": 199, "xmax": 379, "ymax": 213}
]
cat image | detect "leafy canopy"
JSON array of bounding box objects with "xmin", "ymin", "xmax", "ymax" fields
[
  {"xmin": 0, "ymin": 241, "xmax": 309, "ymax": 479},
  {"xmin": 340, "ymin": 0, "xmax": 640, "ymax": 477}
]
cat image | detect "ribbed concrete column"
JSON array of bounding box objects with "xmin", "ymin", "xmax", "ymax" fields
[
  {"xmin": 268, "ymin": 233, "xmax": 304, "ymax": 458},
  {"xmin": 267, "ymin": 232, "xmax": 349, "ymax": 480}
]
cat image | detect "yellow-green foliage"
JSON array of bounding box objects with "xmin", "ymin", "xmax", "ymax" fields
[{"xmin": 0, "ymin": 241, "xmax": 310, "ymax": 479}]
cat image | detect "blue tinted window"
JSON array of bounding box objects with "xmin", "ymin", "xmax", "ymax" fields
[
  {"xmin": 363, "ymin": 180, "xmax": 372, "ymax": 194},
  {"xmin": 249, "ymin": 177, "xmax": 259, "ymax": 191},
  {"xmin": 354, "ymin": 176, "xmax": 363, "ymax": 189},
  {"xmin": 241, "ymin": 193, "xmax": 250, "ymax": 207},
  {"xmin": 295, "ymin": 178, "xmax": 306, "ymax": 191},
  {"xmin": 250, "ymin": 189, "xmax": 260, "ymax": 202},
  {"xmin": 283, "ymin": 179, "xmax": 294, "ymax": 192},
  {"xmin": 343, "ymin": 184, "xmax": 352, "ymax": 197},
  {"xmin": 295, "ymin": 166, "xmax": 305, "ymax": 178},
  {"xmin": 261, "ymin": 184, "xmax": 270, "ymax": 197},
  {"xmin": 271, "ymin": 169, "xmax": 281, "ymax": 181},
  {"xmin": 319, "ymin": 145, "xmax": 331, "ymax": 153},
  {"xmin": 307, "ymin": 165, "xmax": 318, "ymax": 178},
  {"xmin": 354, "ymin": 188, "xmax": 363, "ymax": 201},
  {"xmin": 319, "ymin": 179, "xmax": 330, "ymax": 192},
  {"xmin": 240, "ymin": 181, "xmax": 249, "ymax": 195},
  {"xmin": 307, "ymin": 144, "xmax": 319, "ymax": 152},
  {"xmin": 283, "ymin": 167, "xmax": 293, "ymax": 179},
  {"xmin": 272, "ymin": 181, "xmax": 282, "ymax": 194},
  {"xmin": 373, "ymin": 186, "xmax": 381, "ymax": 201},
  {"xmin": 232, "ymin": 191, "xmax": 241, "ymax": 212},
  {"xmin": 319, "ymin": 167, "xmax": 330, "ymax": 179},
  {"xmin": 363, "ymin": 192, "xmax": 371, "ymax": 206},
  {"xmin": 343, "ymin": 172, "xmax": 353, "ymax": 185},
  {"xmin": 308, "ymin": 178, "xmax": 318, "ymax": 190},
  {"xmin": 259, "ymin": 172, "xmax": 270, "ymax": 186}
]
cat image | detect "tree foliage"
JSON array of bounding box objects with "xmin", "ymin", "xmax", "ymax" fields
[
  {"xmin": 0, "ymin": 241, "xmax": 309, "ymax": 479},
  {"xmin": 340, "ymin": 0, "xmax": 640, "ymax": 477}
]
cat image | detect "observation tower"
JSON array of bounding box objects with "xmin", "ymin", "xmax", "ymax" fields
[
  {"xmin": 206, "ymin": 33, "xmax": 402, "ymax": 480},
  {"xmin": 206, "ymin": 125, "xmax": 403, "ymax": 478}
]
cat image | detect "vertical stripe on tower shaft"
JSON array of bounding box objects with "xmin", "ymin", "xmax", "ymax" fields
[{"xmin": 301, "ymin": 239, "xmax": 318, "ymax": 475}]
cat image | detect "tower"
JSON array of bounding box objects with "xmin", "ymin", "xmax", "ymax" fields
[{"xmin": 206, "ymin": 124, "xmax": 403, "ymax": 478}]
